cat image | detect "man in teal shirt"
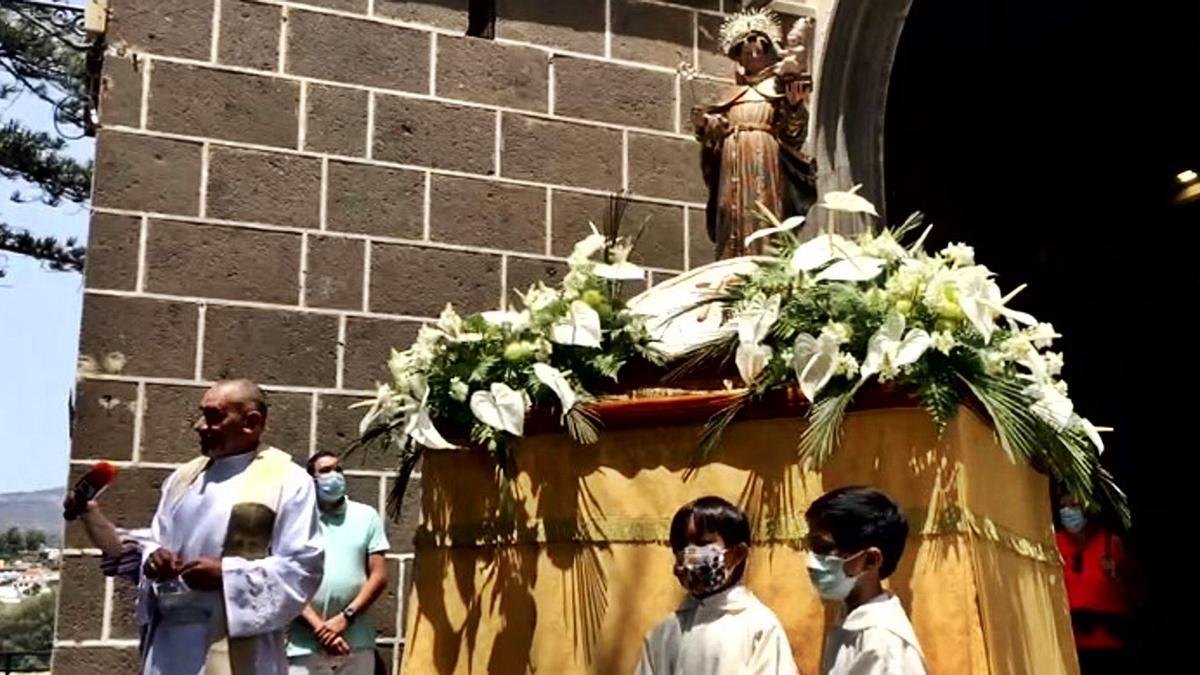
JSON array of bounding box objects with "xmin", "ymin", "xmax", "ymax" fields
[{"xmin": 288, "ymin": 451, "xmax": 390, "ymax": 675}]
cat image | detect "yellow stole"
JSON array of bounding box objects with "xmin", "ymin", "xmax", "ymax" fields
[{"xmin": 168, "ymin": 446, "xmax": 293, "ymax": 675}]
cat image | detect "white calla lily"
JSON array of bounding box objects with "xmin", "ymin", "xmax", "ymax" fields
[
  {"xmin": 736, "ymin": 343, "xmax": 773, "ymax": 383},
  {"xmin": 790, "ymin": 233, "xmax": 860, "ymax": 272},
  {"xmin": 405, "ymin": 405, "xmax": 459, "ymax": 450},
  {"xmin": 818, "ymin": 185, "xmax": 879, "ymax": 217},
  {"xmin": 593, "ymin": 260, "xmax": 646, "ymax": 280},
  {"xmin": 481, "ymin": 310, "xmax": 531, "ymax": 330},
  {"xmin": 860, "ymin": 313, "xmax": 931, "ymax": 380},
  {"xmin": 470, "ymin": 382, "xmax": 528, "ymax": 436},
  {"xmin": 744, "ymin": 215, "xmax": 806, "ymax": 247},
  {"xmin": 814, "ymin": 256, "xmax": 887, "ymax": 282},
  {"xmin": 550, "ymin": 300, "xmax": 603, "ymax": 348},
  {"xmin": 532, "ymin": 363, "xmax": 578, "ymax": 418},
  {"xmin": 792, "ymin": 332, "xmax": 841, "ymax": 401}
]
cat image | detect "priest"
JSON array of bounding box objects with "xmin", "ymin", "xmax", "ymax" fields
[{"xmin": 139, "ymin": 379, "xmax": 325, "ymax": 675}]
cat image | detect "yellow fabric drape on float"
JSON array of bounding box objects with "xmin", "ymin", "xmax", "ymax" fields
[{"xmin": 401, "ymin": 405, "xmax": 1079, "ymax": 675}]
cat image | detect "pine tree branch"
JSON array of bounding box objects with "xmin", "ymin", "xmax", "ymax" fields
[
  {"xmin": 0, "ymin": 221, "xmax": 84, "ymax": 276},
  {"xmin": 0, "ymin": 119, "xmax": 92, "ymax": 204}
]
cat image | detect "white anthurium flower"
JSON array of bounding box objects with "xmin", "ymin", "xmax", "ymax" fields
[
  {"xmin": 744, "ymin": 215, "xmax": 806, "ymax": 247},
  {"xmin": 818, "ymin": 185, "xmax": 879, "ymax": 217},
  {"xmin": 405, "ymin": 405, "xmax": 459, "ymax": 450},
  {"xmin": 550, "ymin": 300, "xmax": 603, "ymax": 348},
  {"xmin": 735, "ymin": 294, "xmax": 782, "ymax": 346},
  {"xmin": 435, "ymin": 304, "xmax": 484, "ymax": 343},
  {"xmin": 570, "ymin": 224, "xmax": 607, "ymax": 263},
  {"xmin": 789, "ymin": 233, "xmax": 861, "ymax": 272},
  {"xmin": 860, "ymin": 313, "xmax": 932, "ymax": 381},
  {"xmin": 1023, "ymin": 381, "xmax": 1075, "ymax": 431},
  {"xmin": 481, "ymin": 309, "xmax": 531, "ymax": 331},
  {"xmin": 470, "ymin": 382, "xmax": 528, "ymax": 436},
  {"xmin": 736, "ymin": 343, "xmax": 774, "ymax": 384},
  {"xmin": 960, "ymin": 275, "xmax": 1037, "ymax": 342},
  {"xmin": 792, "ymin": 332, "xmax": 841, "ymax": 401},
  {"xmin": 532, "ymin": 363, "xmax": 578, "ymax": 418},
  {"xmin": 350, "ymin": 384, "xmax": 412, "ymax": 436},
  {"xmin": 814, "ymin": 256, "xmax": 887, "ymax": 283}
]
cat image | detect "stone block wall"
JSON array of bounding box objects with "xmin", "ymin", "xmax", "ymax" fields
[{"xmin": 56, "ymin": 1, "xmax": 743, "ymax": 672}]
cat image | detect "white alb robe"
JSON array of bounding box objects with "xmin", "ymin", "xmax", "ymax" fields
[
  {"xmin": 140, "ymin": 451, "xmax": 325, "ymax": 675},
  {"xmin": 821, "ymin": 592, "xmax": 927, "ymax": 675},
  {"xmin": 635, "ymin": 584, "xmax": 799, "ymax": 675}
]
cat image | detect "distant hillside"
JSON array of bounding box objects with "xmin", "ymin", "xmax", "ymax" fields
[{"xmin": 0, "ymin": 487, "xmax": 64, "ymax": 544}]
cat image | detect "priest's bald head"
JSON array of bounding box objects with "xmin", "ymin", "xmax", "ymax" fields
[{"xmin": 194, "ymin": 379, "xmax": 269, "ymax": 457}]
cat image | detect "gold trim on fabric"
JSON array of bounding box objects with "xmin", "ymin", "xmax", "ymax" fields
[{"xmin": 414, "ymin": 505, "xmax": 1060, "ymax": 565}]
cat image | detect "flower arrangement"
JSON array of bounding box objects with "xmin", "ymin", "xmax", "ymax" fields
[
  {"xmin": 682, "ymin": 188, "xmax": 1127, "ymax": 524},
  {"xmin": 355, "ymin": 196, "xmax": 663, "ymax": 505}
]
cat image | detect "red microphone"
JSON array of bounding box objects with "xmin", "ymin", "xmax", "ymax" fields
[{"xmin": 63, "ymin": 462, "xmax": 118, "ymax": 521}]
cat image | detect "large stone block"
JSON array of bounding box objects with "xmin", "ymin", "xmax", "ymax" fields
[
  {"xmin": 297, "ymin": 0, "xmax": 367, "ymax": 12},
  {"xmin": 98, "ymin": 55, "xmax": 142, "ymax": 128},
  {"xmin": 553, "ymin": 57, "xmax": 675, "ymax": 131},
  {"xmin": 429, "ymin": 175, "xmax": 545, "ymax": 253},
  {"xmin": 496, "ymin": 0, "xmax": 605, "ymax": 55},
  {"xmin": 140, "ymin": 384, "xmax": 312, "ymax": 464},
  {"xmin": 287, "ymin": 10, "xmax": 429, "ymax": 92},
  {"xmin": 316, "ymin": 394, "xmax": 395, "ymax": 472},
  {"xmin": 52, "ymin": 646, "xmax": 141, "ymax": 675},
  {"xmin": 627, "ymin": 133, "xmax": 707, "ymax": 203},
  {"xmin": 305, "ymin": 85, "xmax": 369, "ymax": 156},
  {"xmin": 71, "ymin": 380, "xmax": 137, "ymax": 461},
  {"xmin": 56, "ymin": 555, "xmax": 105, "ymax": 640},
  {"xmin": 207, "ymin": 147, "xmax": 321, "ymax": 228},
  {"xmin": 551, "ymin": 191, "xmax": 685, "ymax": 270},
  {"xmin": 326, "ymin": 162, "xmax": 424, "ymax": 238},
  {"xmin": 107, "ymin": 0, "xmax": 211, "ymax": 59},
  {"xmin": 342, "ymin": 317, "xmax": 420, "ymax": 391},
  {"xmin": 219, "ymin": 0, "xmax": 280, "ymax": 71},
  {"xmin": 145, "ymin": 220, "xmax": 302, "ymax": 304},
  {"xmin": 501, "ymin": 115, "xmax": 620, "ymax": 190},
  {"xmin": 697, "ymin": 13, "xmax": 732, "ymax": 78},
  {"xmin": 611, "ymin": 0, "xmax": 696, "ymax": 68},
  {"xmin": 84, "ymin": 213, "xmax": 140, "ymax": 291},
  {"xmin": 680, "ymin": 75, "xmax": 733, "ymax": 119},
  {"xmin": 149, "ymin": 62, "xmax": 299, "ymax": 148},
  {"xmin": 63, "ymin": 465, "xmax": 173, "ymax": 548},
  {"xmin": 376, "ymin": 0, "xmax": 467, "ymax": 31},
  {"xmin": 203, "ymin": 307, "xmax": 339, "ymax": 387},
  {"xmin": 93, "ymin": 131, "xmax": 202, "ymax": 215},
  {"xmin": 78, "ymin": 295, "xmax": 197, "ymax": 379},
  {"xmin": 369, "ymin": 243, "xmax": 500, "ymax": 317},
  {"xmin": 110, "ymin": 572, "xmax": 141, "ymax": 639},
  {"xmin": 688, "ymin": 206, "xmax": 716, "ymax": 268},
  {"xmin": 437, "ymin": 35, "xmax": 548, "ymax": 111},
  {"xmin": 305, "ymin": 235, "xmax": 364, "ymax": 310},
  {"xmin": 373, "ymin": 96, "xmax": 495, "ymax": 174}
]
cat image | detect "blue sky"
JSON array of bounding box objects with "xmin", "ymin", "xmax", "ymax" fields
[{"xmin": 0, "ymin": 39, "xmax": 93, "ymax": 493}]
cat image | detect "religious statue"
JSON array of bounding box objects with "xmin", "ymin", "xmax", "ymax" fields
[{"xmin": 693, "ymin": 9, "xmax": 818, "ymax": 259}]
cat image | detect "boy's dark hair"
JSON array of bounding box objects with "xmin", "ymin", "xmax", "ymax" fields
[
  {"xmin": 669, "ymin": 496, "xmax": 752, "ymax": 552},
  {"xmin": 806, "ymin": 486, "xmax": 909, "ymax": 579},
  {"xmin": 305, "ymin": 450, "xmax": 340, "ymax": 476}
]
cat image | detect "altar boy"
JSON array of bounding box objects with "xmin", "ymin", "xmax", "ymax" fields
[
  {"xmin": 635, "ymin": 496, "xmax": 798, "ymax": 675},
  {"xmin": 805, "ymin": 487, "xmax": 926, "ymax": 675}
]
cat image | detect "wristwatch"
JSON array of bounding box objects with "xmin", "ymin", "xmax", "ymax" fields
[{"xmin": 341, "ymin": 606, "xmax": 357, "ymax": 622}]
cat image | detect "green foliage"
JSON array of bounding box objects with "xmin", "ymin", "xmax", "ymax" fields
[
  {"xmin": 0, "ymin": 6, "xmax": 95, "ymax": 277},
  {"xmin": 0, "ymin": 589, "xmax": 56, "ymax": 671}
]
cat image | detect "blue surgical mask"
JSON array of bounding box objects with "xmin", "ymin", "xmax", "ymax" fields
[
  {"xmin": 316, "ymin": 472, "xmax": 347, "ymax": 503},
  {"xmin": 1059, "ymin": 506, "xmax": 1086, "ymax": 533},
  {"xmin": 807, "ymin": 552, "xmax": 860, "ymax": 601}
]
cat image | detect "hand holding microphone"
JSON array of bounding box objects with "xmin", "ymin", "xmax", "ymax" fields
[{"xmin": 63, "ymin": 461, "xmax": 118, "ymax": 521}]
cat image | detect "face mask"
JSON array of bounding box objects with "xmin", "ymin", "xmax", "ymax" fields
[
  {"xmin": 675, "ymin": 544, "xmax": 728, "ymax": 597},
  {"xmin": 807, "ymin": 552, "xmax": 860, "ymax": 601},
  {"xmin": 316, "ymin": 472, "xmax": 346, "ymax": 503},
  {"xmin": 1059, "ymin": 507, "xmax": 1086, "ymax": 533}
]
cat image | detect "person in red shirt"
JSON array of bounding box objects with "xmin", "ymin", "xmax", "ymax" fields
[{"xmin": 1056, "ymin": 495, "xmax": 1131, "ymax": 675}]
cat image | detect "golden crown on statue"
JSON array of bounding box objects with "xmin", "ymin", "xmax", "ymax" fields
[{"xmin": 718, "ymin": 8, "xmax": 784, "ymax": 55}]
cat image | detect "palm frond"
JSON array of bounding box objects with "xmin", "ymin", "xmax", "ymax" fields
[
  {"xmin": 666, "ymin": 333, "xmax": 738, "ymax": 382},
  {"xmin": 566, "ymin": 405, "xmax": 602, "ymax": 445},
  {"xmin": 385, "ymin": 443, "xmax": 423, "ymax": 521},
  {"xmin": 692, "ymin": 392, "xmax": 752, "ymax": 467},
  {"xmin": 799, "ymin": 382, "xmax": 862, "ymax": 467},
  {"xmin": 892, "ymin": 211, "xmax": 925, "ymax": 241}
]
